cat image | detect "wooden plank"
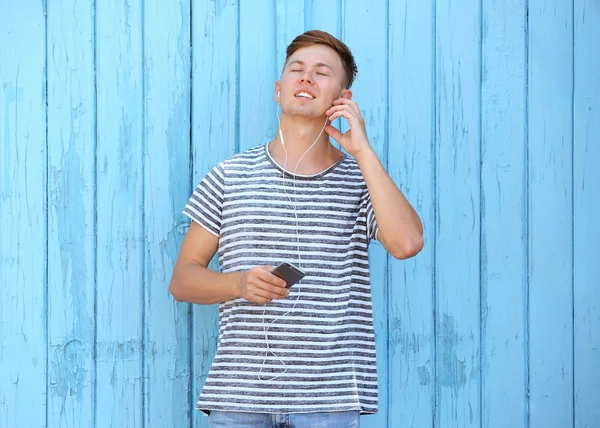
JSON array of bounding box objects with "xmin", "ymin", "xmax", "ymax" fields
[
  {"xmin": 435, "ymin": 0, "xmax": 481, "ymax": 426},
  {"xmin": 528, "ymin": 1, "xmax": 576, "ymax": 426},
  {"xmin": 0, "ymin": 1, "xmax": 47, "ymax": 427},
  {"xmin": 387, "ymin": 1, "xmax": 435, "ymax": 427},
  {"xmin": 305, "ymin": 0, "xmax": 340, "ymax": 36},
  {"xmin": 95, "ymin": 0, "xmax": 144, "ymax": 425},
  {"xmin": 46, "ymin": 0, "xmax": 95, "ymax": 426},
  {"xmin": 191, "ymin": 1, "xmax": 238, "ymax": 426},
  {"xmin": 239, "ymin": 0, "xmax": 277, "ymax": 151},
  {"xmin": 342, "ymin": 2, "xmax": 389, "ymax": 426},
  {"xmin": 573, "ymin": 1, "xmax": 600, "ymax": 427},
  {"xmin": 275, "ymin": 0, "xmax": 304, "ymax": 71},
  {"xmin": 528, "ymin": 0, "xmax": 574, "ymax": 426},
  {"xmin": 480, "ymin": 1, "xmax": 527, "ymax": 427},
  {"xmin": 143, "ymin": 1, "xmax": 191, "ymax": 427}
]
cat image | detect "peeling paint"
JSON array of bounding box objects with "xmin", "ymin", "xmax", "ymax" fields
[{"xmin": 439, "ymin": 315, "xmax": 467, "ymax": 389}]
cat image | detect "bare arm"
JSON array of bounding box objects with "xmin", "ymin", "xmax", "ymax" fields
[
  {"xmin": 326, "ymin": 97, "xmax": 424, "ymax": 260},
  {"xmin": 355, "ymin": 148, "xmax": 424, "ymax": 259},
  {"xmin": 169, "ymin": 221, "xmax": 289, "ymax": 304}
]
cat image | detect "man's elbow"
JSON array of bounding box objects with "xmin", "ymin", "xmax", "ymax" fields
[
  {"xmin": 169, "ymin": 279, "xmax": 187, "ymax": 302},
  {"xmin": 388, "ymin": 235, "xmax": 424, "ymax": 260}
]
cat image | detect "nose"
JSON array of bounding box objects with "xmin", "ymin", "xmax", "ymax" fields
[{"xmin": 299, "ymin": 70, "xmax": 314, "ymax": 85}]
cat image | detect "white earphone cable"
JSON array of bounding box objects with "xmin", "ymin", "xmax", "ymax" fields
[{"xmin": 258, "ymin": 103, "xmax": 328, "ymax": 381}]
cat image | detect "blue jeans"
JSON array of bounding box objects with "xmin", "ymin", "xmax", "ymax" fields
[{"xmin": 207, "ymin": 410, "xmax": 360, "ymax": 428}]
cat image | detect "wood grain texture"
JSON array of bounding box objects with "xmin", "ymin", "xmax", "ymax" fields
[
  {"xmin": 304, "ymin": 0, "xmax": 341, "ymax": 36},
  {"xmin": 573, "ymin": 1, "xmax": 600, "ymax": 427},
  {"xmin": 239, "ymin": 0, "xmax": 277, "ymax": 151},
  {"xmin": 435, "ymin": 0, "xmax": 481, "ymax": 426},
  {"xmin": 191, "ymin": 1, "xmax": 239, "ymax": 427},
  {"xmin": 143, "ymin": 1, "xmax": 191, "ymax": 427},
  {"xmin": 0, "ymin": 1, "xmax": 47, "ymax": 427},
  {"xmin": 46, "ymin": 0, "xmax": 95, "ymax": 426},
  {"xmin": 275, "ymin": 0, "xmax": 304, "ymax": 71},
  {"xmin": 528, "ymin": 1, "xmax": 574, "ymax": 426},
  {"xmin": 2, "ymin": 2, "xmax": 600, "ymax": 427},
  {"xmin": 388, "ymin": 1, "xmax": 435, "ymax": 427},
  {"xmin": 342, "ymin": 2, "xmax": 389, "ymax": 426},
  {"xmin": 95, "ymin": 0, "xmax": 144, "ymax": 426},
  {"xmin": 480, "ymin": 1, "xmax": 527, "ymax": 427}
]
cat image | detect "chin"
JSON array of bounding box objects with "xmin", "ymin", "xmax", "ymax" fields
[{"xmin": 287, "ymin": 106, "xmax": 323, "ymax": 119}]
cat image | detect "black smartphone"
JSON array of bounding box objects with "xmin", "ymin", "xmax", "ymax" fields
[{"xmin": 271, "ymin": 262, "xmax": 306, "ymax": 289}]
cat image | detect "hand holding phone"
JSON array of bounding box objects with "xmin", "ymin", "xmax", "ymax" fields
[
  {"xmin": 238, "ymin": 266, "xmax": 290, "ymax": 304},
  {"xmin": 271, "ymin": 262, "xmax": 306, "ymax": 289}
]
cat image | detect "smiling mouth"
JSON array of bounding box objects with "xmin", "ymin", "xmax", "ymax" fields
[{"xmin": 295, "ymin": 91, "xmax": 315, "ymax": 99}]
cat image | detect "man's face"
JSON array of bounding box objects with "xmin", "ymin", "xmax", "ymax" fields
[{"xmin": 276, "ymin": 44, "xmax": 351, "ymax": 118}]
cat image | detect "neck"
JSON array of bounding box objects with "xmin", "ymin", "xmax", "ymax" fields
[{"xmin": 270, "ymin": 114, "xmax": 339, "ymax": 174}]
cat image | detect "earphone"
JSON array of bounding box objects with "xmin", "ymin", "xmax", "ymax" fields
[{"xmin": 258, "ymin": 92, "xmax": 328, "ymax": 381}]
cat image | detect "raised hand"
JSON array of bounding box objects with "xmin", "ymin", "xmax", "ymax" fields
[{"xmin": 325, "ymin": 98, "xmax": 373, "ymax": 158}]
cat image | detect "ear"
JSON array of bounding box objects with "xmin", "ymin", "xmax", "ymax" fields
[
  {"xmin": 274, "ymin": 81, "xmax": 281, "ymax": 102},
  {"xmin": 340, "ymin": 88, "xmax": 352, "ymax": 100}
]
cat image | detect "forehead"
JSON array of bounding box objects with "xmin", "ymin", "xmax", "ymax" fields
[{"xmin": 285, "ymin": 44, "xmax": 344, "ymax": 70}]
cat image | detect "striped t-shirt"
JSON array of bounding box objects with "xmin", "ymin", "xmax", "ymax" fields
[{"xmin": 184, "ymin": 143, "xmax": 380, "ymax": 415}]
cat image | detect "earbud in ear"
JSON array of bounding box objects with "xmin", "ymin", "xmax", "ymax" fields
[{"xmin": 277, "ymin": 91, "xmax": 280, "ymax": 100}]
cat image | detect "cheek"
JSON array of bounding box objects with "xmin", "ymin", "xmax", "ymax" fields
[
  {"xmin": 279, "ymin": 76, "xmax": 295, "ymax": 90},
  {"xmin": 319, "ymin": 81, "xmax": 343, "ymax": 97},
  {"xmin": 321, "ymin": 90, "xmax": 340, "ymax": 106}
]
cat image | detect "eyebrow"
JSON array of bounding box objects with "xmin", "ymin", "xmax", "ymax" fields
[{"xmin": 287, "ymin": 60, "xmax": 335, "ymax": 73}]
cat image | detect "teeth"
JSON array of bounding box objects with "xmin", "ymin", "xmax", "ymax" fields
[{"xmin": 296, "ymin": 92, "xmax": 314, "ymax": 99}]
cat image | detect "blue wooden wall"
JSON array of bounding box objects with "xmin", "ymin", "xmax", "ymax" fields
[{"xmin": 1, "ymin": 0, "xmax": 599, "ymax": 427}]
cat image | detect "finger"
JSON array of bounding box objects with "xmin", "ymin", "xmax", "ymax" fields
[
  {"xmin": 256, "ymin": 267, "xmax": 287, "ymax": 288},
  {"xmin": 248, "ymin": 287, "xmax": 279, "ymax": 300},
  {"xmin": 248, "ymin": 272, "xmax": 288, "ymax": 293},
  {"xmin": 325, "ymin": 125, "xmax": 344, "ymax": 143},
  {"xmin": 332, "ymin": 98, "xmax": 356, "ymax": 106},
  {"xmin": 250, "ymin": 282, "xmax": 289, "ymax": 300},
  {"xmin": 241, "ymin": 285, "xmax": 273, "ymax": 304},
  {"xmin": 332, "ymin": 98, "xmax": 360, "ymax": 115},
  {"xmin": 325, "ymin": 105, "xmax": 355, "ymax": 117},
  {"xmin": 264, "ymin": 283, "xmax": 290, "ymax": 299},
  {"xmin": 245, "ymin": 273, "xmax": 287, "ymax": 299},
  {"xmin": 268, "ymin": 272, "xmax": 288, "ymax": 288},
  {"xmin": 255, "ymin": 277, "xmax": 290, "ymax": 296},
  {"xmin": 328, "ymin": 110, "xmax": 353, "ymax": 123}
]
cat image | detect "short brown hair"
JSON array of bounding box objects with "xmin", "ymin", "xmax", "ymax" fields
[{"xmin": 285, "ymin": 30, "xmax": 358, "ymax": 89}]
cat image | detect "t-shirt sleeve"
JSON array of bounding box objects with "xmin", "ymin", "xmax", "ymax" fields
[
  {"xmin": 363, "ymin": 192, "xmax": 379, "ymax": 242},
  {"xmin": 183, "ymin": 162, "xmax": 226, "ymax": 237}
]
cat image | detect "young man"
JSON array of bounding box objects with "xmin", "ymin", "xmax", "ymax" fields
[{"xmin": 169, "ymin": 30, "xmax": 424, "ymax": 428}]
